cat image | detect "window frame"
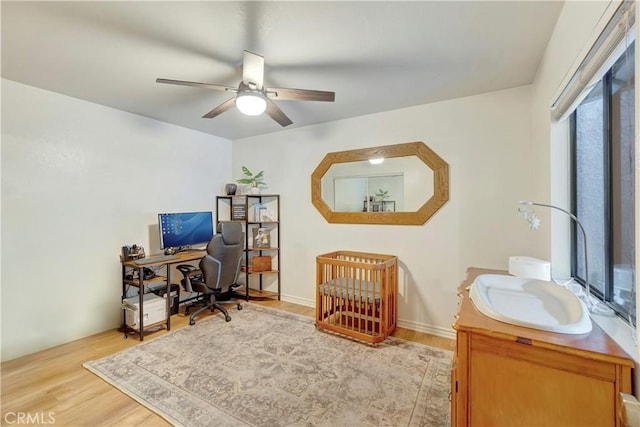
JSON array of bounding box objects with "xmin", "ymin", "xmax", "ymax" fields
[{"xmin": 569, "ymin": 42, "xmax": 635, "ymax": 321}]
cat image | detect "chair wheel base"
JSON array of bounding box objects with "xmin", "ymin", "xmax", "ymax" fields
[
  {"xmin": 189, "ymin": 319, "xmax": 196, "ymax": 326},
  {"xmin": 225, "ymin": 316, "xmax": 232, "ymax": 322}
]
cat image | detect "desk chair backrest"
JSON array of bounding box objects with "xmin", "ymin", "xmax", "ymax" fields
[{"xmin": 200, "ymin": 222, "xmax": 244, "ymax": 291}]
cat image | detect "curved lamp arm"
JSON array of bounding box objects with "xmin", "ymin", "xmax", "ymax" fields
[{"xmin": 519, "ymin": 200, "xmax": 614, "ymax": 316}]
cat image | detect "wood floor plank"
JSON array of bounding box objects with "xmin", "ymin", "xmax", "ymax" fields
[{"xmin": 1, "ymin": 300, "xmax": 454, "ymax": 426}]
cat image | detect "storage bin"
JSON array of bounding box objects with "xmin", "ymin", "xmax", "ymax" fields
[
  {"xmin": 123, "ymin": 293, "xmax": 166, "ymax": 330},
  {"xmin": 252, "ymin": 256, "xmax": 272, "ymax": 272}
]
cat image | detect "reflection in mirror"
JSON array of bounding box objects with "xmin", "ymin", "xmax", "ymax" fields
[
  {"xmin": 322, "ymin": 157, "xmax": 434, "ymax": 212},
  {"xmin": 311, "ymin": 141, "xmax": 449, "ymax": 225},
  {"xmin": 332, "ymin": 174, "xmax": 403, "ymax": 212}
]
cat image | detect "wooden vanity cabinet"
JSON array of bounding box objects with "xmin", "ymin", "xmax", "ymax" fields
[{"xmin": 452, "ymin": 268, "xmax": 634, "ymax": 427}]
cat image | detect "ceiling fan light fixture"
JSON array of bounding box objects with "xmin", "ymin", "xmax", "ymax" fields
[
  {"xmin": 369, "ymin": 157, "xmax": 385, "ymax": 165},
  {"xmin": 157, "ymin": 50, "xmax": 334, "ymax": 126},
  {"xmin": 236, "ymin": 92, "xmax": 267, "ymax": 116}
]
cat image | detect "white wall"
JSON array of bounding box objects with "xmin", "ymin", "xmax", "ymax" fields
[
  {"xmin": 531, "ymin": 0, "xmax": 619, "ymax": 279},
  {"xmin": 1, "ymin": 79, "xmax": 232, "ymax": 361},
  {"xmin": 232, "ymin": 85, "xmax": 537, "ymax": 337}
]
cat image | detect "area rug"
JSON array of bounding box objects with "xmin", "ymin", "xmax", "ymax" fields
[{"xmin": 84, "ymin": 304, "xmax": 452, "ymax": 427}]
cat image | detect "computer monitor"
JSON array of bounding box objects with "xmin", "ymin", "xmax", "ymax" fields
[{"xmin": 158, "ymin": 211, "xmax": 214, "ymax": 250}]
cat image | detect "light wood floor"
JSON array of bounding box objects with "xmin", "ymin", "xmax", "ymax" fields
[{"xmin": 1, "ymin": 300, "xmax": 455, "ymax": 426}]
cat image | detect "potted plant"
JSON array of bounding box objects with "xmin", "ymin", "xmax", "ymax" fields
[
  {"xmin": 375, "ymin": 188, "xmax": 389, "ymax": 201},
  {"xmin": 236, "ymin": 166, "xmax": 266, "ymax": 194}
]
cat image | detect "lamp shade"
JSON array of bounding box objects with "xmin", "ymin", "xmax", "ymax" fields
[{"xmin": 236, "ymin": 92, "xmax": 267, "ymax": 116}]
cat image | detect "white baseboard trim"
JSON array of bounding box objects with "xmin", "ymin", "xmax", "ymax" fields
[
  {"xmin": 280, "ymin": 294, "xmax": 315, "ymax": 308},
  {"xmin": 397, "ymin": 319, "xmax": 457, "ymax": 340},
  {"xmin": 280, "ymin": 295, "xmax": 456, "ymax": 341}
]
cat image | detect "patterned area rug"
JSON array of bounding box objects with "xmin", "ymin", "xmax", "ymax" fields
[{"xmin": 84, "ymin": 304, "xmax": 452, "ymax": 427}]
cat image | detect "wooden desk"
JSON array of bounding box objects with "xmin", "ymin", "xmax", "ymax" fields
[{"xmin": 121, "ymin": 250, "xmax": 205, "ymax": 340}]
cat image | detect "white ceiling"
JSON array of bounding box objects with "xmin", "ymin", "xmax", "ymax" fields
[{"xmin": 1, "ymin": 1, "xmax": 563, "ymax": 140}]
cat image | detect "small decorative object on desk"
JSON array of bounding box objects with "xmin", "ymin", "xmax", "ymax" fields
[
  {"xmin": 253, "ymin": 227, "xmax": 270, "ymax": 248},
  {"xmin": 121, "ymin": 244, "xmax": 145, "ymax": 261}
]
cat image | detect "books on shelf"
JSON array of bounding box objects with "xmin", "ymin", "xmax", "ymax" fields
[
  {"xmin": 253, "ymin": 203, "xmax": 274, "ymax": 222},
  {"xmin": 252, "ymin": 227, "xmax": 270, "ymax": 248}
]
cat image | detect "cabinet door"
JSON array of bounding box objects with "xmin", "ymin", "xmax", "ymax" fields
[{"xmin": 469, "ymin": 335, "xmax": 616, "ymax": 427}]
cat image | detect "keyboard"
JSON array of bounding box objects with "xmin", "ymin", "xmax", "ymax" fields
[{"xmin": 134, "ymin": 255, "xmax": 178, "ymax": 265}]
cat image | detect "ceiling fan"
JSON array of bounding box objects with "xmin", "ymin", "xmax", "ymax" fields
[{"xmin": 156, "ymin": 50, "xmax": 335, "ymax": 127}]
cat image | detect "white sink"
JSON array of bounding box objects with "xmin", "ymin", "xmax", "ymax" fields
[{"xmin": 469, "ymin": 274, "xmax": 592, "ymax": 334}]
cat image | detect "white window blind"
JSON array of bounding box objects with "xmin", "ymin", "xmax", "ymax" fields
[{"xmin": 551, "ymin": 0, "xmax": 636, "ymax": 121}]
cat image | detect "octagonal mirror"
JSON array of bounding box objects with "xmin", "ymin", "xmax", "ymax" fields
[{"xmin": 311, "ymin": 141, "xmax": 449, "ymax": 225}]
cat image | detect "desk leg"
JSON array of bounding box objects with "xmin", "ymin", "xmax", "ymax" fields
[
  {"xmin": 166, "ymin": 265, "xmax": 171, "ymax": 331},
  {"xmin": 122, "ymin": 265, "xmax": 127, "ymax": 339},
  {"xmin": 138, "ymin": 268, "xmax": 144, "ymax": 341}
]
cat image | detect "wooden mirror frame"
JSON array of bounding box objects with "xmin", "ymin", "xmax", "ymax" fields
[{"xmin": 311, "ymin": 141, "xmax": 449, "ymax": 225}]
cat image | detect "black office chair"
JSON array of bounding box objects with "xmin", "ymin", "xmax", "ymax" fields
[{"xmin": 177, "ymin": 222, "xmax": 244, "ymax": 325}]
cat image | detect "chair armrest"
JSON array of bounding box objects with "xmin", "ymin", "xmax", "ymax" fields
[
  {"xmin": 177, "ymin": 264, "xmax": 197, "ymax": 276},
  {"xmin": 177, "ymin": 264, "xmax": 203, "ymax": 292}
]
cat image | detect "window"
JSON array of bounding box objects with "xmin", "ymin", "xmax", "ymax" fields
[{"xmin": 571, "ymin": 41, "xmax": 635, "ymax": 322}]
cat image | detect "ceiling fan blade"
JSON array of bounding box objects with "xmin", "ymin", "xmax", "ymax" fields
[
  {"xmin": 242, "ymin": 50, "xmax": 264, "ymax": 89},
  {"xmin": 156, "ymin": 78, "xmax": 235, "ymax": 92},
  {"xmin": 267, "ymin": 87, "xmax": 335, "ymax": 102},
  {"xmin": 202, "ymin": 97, "xmax": 236, "ymax": 119},
  {"xmin": 265, "ymin": 98, "xmax": 293, "ymax": 127}
]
